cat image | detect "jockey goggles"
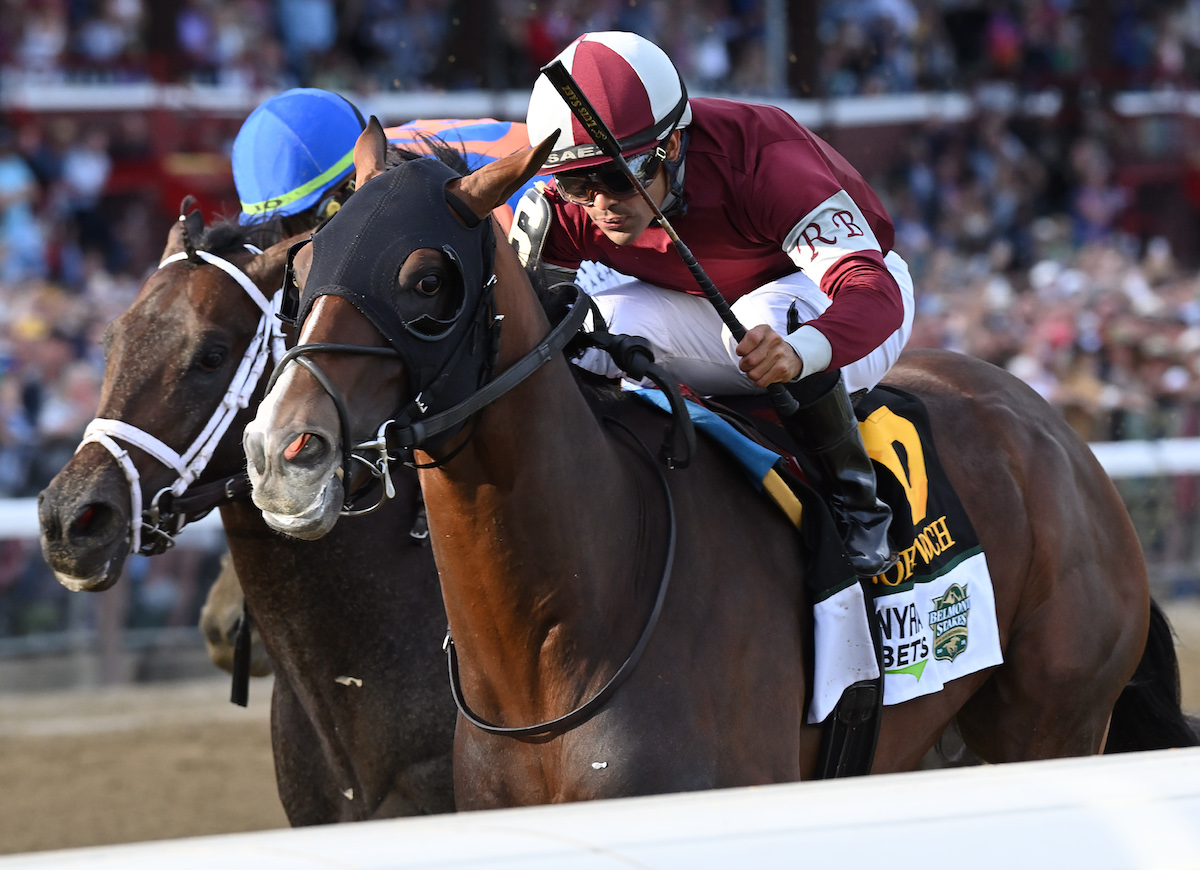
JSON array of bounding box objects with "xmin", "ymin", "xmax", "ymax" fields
[{"xmin": 553, "ymin": 145, "xmax": 666, "ymax": 205}]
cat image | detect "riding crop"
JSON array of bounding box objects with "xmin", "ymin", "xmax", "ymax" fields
[
  {"xmin": 538, "ymin": 60, "xmax": 801, "ymax": 417},
  {"xmin": 539, "ymin": 61, "xmax": 886, "ymax": 779}
]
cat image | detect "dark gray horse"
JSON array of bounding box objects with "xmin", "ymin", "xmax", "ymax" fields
[{"xmin": 38, "ymin": 215, "xmax": 454, "ymax": 824}]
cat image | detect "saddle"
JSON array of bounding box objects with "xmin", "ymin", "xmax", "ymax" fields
[{"xmin": 631, "ymin": 382, "xmax": 1002, "ymax": 773}]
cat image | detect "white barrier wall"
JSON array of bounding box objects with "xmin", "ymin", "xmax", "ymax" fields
[
  {"xmin": 0, "ymin": 499, "xmax": 222, "ymax": 546},
  {"xmin": 1, "ymin": 748, "xmax": 1198, "ymax": 869}
]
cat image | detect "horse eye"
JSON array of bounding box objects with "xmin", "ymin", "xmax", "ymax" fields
[
  {"xmin": 197, "ymin": 349, "xmax": 226, "ymax": 372},
  {"xmin": 416, "ymin": 274, "xmax": 443, "ymax": 297}
]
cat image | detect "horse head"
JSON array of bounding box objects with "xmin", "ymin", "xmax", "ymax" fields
[
  {"xmin": 245, "ymin": 118, "xmax": 556, "ymax": 540},
  {"xmin": 38, "ymin": 209, "xmax": 293, "ymax": 590}
]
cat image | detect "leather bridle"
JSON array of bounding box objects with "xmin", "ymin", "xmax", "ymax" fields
[{"xmin": 265, "ymin": 279, "xmax": 591, "ymax": 514}]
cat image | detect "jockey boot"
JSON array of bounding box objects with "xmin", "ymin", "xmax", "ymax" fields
[{"xmin": 787, "ymin": 372, "xmax": 897, "ymax": 579}]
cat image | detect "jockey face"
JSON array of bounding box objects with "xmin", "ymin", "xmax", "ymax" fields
[{"xmin": 570, "ymin": 130, "xmax": 681, "ymax": 247}]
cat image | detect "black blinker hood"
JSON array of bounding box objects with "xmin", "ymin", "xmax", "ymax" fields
[{"xmin": 296, "ymin": 157, "xmax": 499, "ymax": 427}]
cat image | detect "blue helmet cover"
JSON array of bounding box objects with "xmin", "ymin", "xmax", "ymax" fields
[{"xmin": 233, "ymin": 88, "xmax": 365, "ymax": 223}]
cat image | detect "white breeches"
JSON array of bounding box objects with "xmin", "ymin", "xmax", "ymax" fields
[{"xmin": 575, "ymin": 251, "xmax": 916, "ymax": 395}]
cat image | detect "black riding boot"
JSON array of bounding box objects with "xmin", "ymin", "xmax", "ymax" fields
[{"xmin": 788, "ymin": 372, "xmax": 896, "ymax": 578}]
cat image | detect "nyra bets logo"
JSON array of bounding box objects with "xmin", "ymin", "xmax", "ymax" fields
[{"xmin": 928, "ymin": 583, "xmax": 970, "ymax": 662}]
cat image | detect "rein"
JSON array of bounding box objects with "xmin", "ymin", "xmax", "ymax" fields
[
  {"xmin": 444, "ymin": 415, "xmax": 677, "ymax": 737},
  {"xmin": 266, "ymin": 282, "xmax": 591, "ymax": 513},
  {"xmin": 78, "ymin": 246, "xmax": 286, "ymax": 555}
]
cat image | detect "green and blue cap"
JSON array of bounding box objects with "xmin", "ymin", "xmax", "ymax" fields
[{"xmin": 233, "ymin": 88, "xmax": 366, "ymax": 224}]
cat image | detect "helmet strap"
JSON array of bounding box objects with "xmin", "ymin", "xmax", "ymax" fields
[{"xmin": 661, "ymin": 127, "xmax": 690, "ymax": 219}]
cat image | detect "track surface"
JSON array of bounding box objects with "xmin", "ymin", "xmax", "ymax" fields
[{"xmin": 3, "ymin": 600, "xmax": 1200, "ymax": 856}]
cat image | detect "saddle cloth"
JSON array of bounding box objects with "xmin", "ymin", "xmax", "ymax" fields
[{"xmin": 631, "ymin": 384, "xmax": 1003, "ymax": 725}]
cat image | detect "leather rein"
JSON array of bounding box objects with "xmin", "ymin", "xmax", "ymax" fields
[
  {"xmin": 445, "ymin": 414, "xmax": 677, "ymax": 738},
  {"xmin": 270, "ymin": 279, "xmax": 683, "ymax": 737},
  {"xmin": 265, "ymin": 281, "xmax": 593, "ymax": 512}
]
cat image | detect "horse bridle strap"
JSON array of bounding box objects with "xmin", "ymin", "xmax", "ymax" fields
[
  {"xmin": 444, "ymin": 415, "xmax": 677, "ymax": 738},
  {"xmin": 267, "ymin": 282, "xmax": 590, "ymax": 516},
  {"xmin": 79, "ymin": 246, "xmax": 283, "ymax": 555},
  {"xmin": 386, "ymin": 282, "xmax": 591, "ymax": 451}
]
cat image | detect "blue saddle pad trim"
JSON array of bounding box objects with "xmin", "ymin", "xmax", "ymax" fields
[{"xmin": 630, "ymin": 387, "xmax": 779, "ymax": 490}]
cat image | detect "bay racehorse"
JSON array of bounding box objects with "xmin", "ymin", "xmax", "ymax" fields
[
  {"xmin": 243, "ymin": 120, "xmax": 1195, "ymax": 809},
  {"xmin": 37, "ymin": 213, "xmax": 456, "ymax": 824}
]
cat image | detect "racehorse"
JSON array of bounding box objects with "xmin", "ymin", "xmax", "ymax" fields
[
  {"xmin": 243, "ymin": 120, "xmax": 1195, "ymax": 809},
  {"xmin": 37, "ymin": 214, "xmax": 456, "ymax": 824}
]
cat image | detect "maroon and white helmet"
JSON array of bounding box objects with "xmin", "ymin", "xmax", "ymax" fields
[{"xmin": 527, "ymin": 31, "xmax": 692, "ymax": 175}]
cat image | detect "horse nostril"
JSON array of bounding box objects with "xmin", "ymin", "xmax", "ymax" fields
[
  {"xmin": 74, "ymin": 505, "xmax": 97, "ymax": 533},
  {"xmin": 67, "ymin": 502, "xmax": 115, "ymax": 544},
  {"xmin": 282, "ymin": 432, "xmax": 328, "ymax": 467},
  {"xmin": 284, "ymin": 432, "xmax": 311, "ymax": 462}
]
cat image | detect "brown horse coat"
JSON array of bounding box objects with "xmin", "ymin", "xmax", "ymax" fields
[{"xmin": 243, "ymin": 122, "xmax": 1180, "ymax": 809}]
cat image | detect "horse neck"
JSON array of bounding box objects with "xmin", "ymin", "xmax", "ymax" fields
[{"xmin": 417, "ymin": 253, "xmax": 653, "ymax": 712}]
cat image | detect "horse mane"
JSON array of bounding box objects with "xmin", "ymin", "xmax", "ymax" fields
[
  {"xmin": 199, "ymin": 219, "xmax": 277, "ymax": 257},
  {"xmin": 385, "ymin": 135, "xmax": 470, "ymax": 175}
]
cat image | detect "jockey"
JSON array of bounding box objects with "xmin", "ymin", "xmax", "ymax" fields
[{"xmin": 524, "ymin": 31, "xmax": 916, "ymax": 578}]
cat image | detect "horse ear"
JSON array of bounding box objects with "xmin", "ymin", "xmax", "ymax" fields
[
  {"xmin": 450, "ymin": 131, "xmax": 559, "ymax": 221},
  {"xmin": 354, "ymin": 117, "xmax": 389, "ymax": 189},
  {"xmin": 161, "ymin": 219, "xmax": 186, "ymax": 261},
  {"xmin": 161, "ymin": 196, "xmax": 205, "ymax": 262}
]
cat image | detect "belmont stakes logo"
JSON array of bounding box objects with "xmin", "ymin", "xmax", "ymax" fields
[{"xmin": 928, "ymin": 583, "xmax": 970, "ymax": 662}]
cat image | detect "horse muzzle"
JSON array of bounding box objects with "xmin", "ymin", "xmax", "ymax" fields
[{"xmin": 38, "ymin": 479, "xmax": 130, "ymax": 592}]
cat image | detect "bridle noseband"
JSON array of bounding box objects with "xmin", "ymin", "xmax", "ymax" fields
[{"xmin": 79, "ymin": 246, "xmax": 286, "ymax": 555}]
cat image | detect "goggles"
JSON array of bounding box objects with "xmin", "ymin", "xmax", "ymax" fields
[{"xmin": 554, "ymin": 146, "xmax": 666, "ymax": 205}]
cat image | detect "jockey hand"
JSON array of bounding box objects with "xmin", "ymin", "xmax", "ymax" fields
[{"xmin": 736, "ymin": 324, "xmax": 803, "ymax": 388}]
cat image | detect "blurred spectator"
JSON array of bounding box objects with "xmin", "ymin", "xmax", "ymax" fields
[
  {"xmin": 0, "ymin": 125, "xmax": 48, "ymax": 284},
  {"xmin": 276, "ymin": 0, "xmax": 336, "ymax": 84},
  {"xmin": 58, "ymin": 123, "xmax": 115, "ymax": 275},
  {"xmin": 1067, "ymin": 136, "xmax": 1130, "ymax": 246},
  {"xmin": 14, "ymin": 1, "xmax": 69, "ymax": 80}
]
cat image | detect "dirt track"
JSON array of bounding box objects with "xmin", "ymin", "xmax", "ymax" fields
[
  {"xmin": 0, "ymin": 676, "xmax": 285, "ymax": 855},
  {"xmin": 3, "ymin": 599, "xmax": 1200, "ymax": 857}
]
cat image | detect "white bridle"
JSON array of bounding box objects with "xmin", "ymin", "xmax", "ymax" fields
[{"xmin": 76, "ymin": 246, "xmax": 287, "ymax": 555}]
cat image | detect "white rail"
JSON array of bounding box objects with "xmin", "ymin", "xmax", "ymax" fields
[{"xmin": 0, "ymin": 748, "xmax": 1197, "ymax": 868}]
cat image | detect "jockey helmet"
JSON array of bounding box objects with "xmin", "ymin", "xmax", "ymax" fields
[
  {"xmin": 526, "ymin": 31, "xmax": 691, "ymax": 175},
  {"xmin": 233, "ymin": 88, "xmax": 366, "ymax": 224}
]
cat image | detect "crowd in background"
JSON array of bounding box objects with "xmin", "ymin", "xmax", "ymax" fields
[
  {"xmin": 3, "ymin": 1, "xmax": 1200, "ymax": 96},
  {"xmin": 4, "ymin": 0, "xmax": 1200, "ymax": 642}
]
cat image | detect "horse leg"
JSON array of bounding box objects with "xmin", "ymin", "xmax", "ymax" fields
[
  {"xmin": 954, "ymin": 560, "xmax": 1147, "ymax": 762},
  {"xmin": 270, "ymin": 671, "xmax": 341, "ymax": 825},
  {"xmin": 870, "ymin": 674, "xmax": 991, "ymax": 773}
]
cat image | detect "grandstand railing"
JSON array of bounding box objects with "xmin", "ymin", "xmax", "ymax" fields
[{"xmin": 6, "ymin": 79, "xmax": 1185, "ymax": 128}]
